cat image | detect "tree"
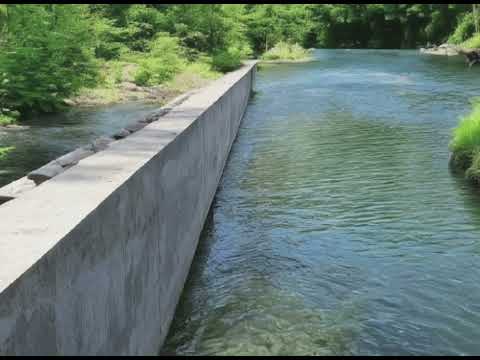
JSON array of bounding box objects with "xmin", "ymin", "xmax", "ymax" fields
[{"xmin": 0, "ymin": 5, "xmax": 98, "ymax": 116}]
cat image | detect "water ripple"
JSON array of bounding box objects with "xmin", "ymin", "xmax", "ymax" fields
[{"xmin": 163, "ymin": 50, "xmax": 480, "ymax": 356}]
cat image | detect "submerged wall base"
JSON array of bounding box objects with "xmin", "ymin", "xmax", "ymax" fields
[{"xmin": 0, "ymin": 62, "xmax": 256, "ymax": 355}]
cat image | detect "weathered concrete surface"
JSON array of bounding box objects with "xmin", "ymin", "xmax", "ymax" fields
[
  {"xmin": 55, "ymin": 148, "xmax": 95, "ymax": 168},
  {"xmin": 0, "ymin": 61, "xmax": 256, "ymax": 355},
  {"xmin": 0, "ymin": 177, "xmax": 36, "ymax": 205}
]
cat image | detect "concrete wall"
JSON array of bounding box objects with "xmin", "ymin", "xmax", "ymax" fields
[{"xmin": 0, "ymin": 62, "xmax": 256, "ymax": 355}]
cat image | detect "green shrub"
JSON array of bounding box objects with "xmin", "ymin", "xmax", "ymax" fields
[
  {"xmin": 133, "ymin": 34, "xmax": 185, "ymax": 86},
  {"xmin": 448, "ymin": 13, "xmax": 476, "ymax": 45},
  {"xmin": 133, "ymin": 68, "xmax": 152, "ymax": 86},
  {"xmin": 261, "ymin": 41, "xmax": 312, "ymax": 61},
  {"xmin": 450, "ymin": 101, "xmax": 480, "ymax": 156},
  {"xmin": 212, "ymin": 47, "xmax": 243, "ymax": 73},
  {"xmin": 0, "ymin": 114, "xmax": 16, "ymax": 126},
  {"xmin": 0, "ymin": 5, "xmax": 98, "ymax": 116}
]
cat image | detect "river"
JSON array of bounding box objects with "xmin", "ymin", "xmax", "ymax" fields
[
  {"xmin": 0, "ymin": 102, "xmax": 159, "ymax": 188},
  {"xmin": 161, "ymin": 50, "xmax": 480, "ymax": 356}
]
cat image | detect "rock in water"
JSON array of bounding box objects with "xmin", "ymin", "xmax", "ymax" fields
[
  {"xmin": 27, "ymin": 161, "xmax": 65, "ymax": 185},
  {"xmin": 90, "ymin": 136, "xmax": 114, "ymax": 152},
  {"xmin": 55, "ymin": 147, "xmax": 95, "ymax": 168},
  {"xmin": 113, "ymin": 128, "xmax": 131, "ymax": 140}
]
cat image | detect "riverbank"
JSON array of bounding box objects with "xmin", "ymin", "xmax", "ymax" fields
[
  {"xmin": 260, "ymin": 42, "xmax": 314, "ymax": 64},
  {"xmin": 419, "ymin": 35, "xmax": 480, "ymax": 57},
  {"xmin": 259, "ymin": 58, "xmax": 314, "ymax": 65},
  {"xmin": 66, "ymin": 61, "xmax": 222, "ymax": 107},
  {"xmin": 0, "ymin": 60, "xmax": 223, "ymax": 128},
  {"xmin": 420, "ymin": 43, "xmax": 461, "ymax": 56},
  {"xmin": 449, "ymin": 100, "xmax": 480, "ymax": 183}
]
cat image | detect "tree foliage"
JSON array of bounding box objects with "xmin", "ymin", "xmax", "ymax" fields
[
  {"xmin": 0, "ymin": 5, "xmax": 97, "ymax": 118},
  {"xmin": 0, "ymin": 4, "xmax": 476, "ymax": 121}
]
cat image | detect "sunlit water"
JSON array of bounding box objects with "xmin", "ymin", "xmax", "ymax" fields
[
  {"xmin": 162, "ymin": 50, "xmax": 480, "ymax": 356},
  {"xmin": 0, "ymin": 102, "xmax": 159, "ymax": 187}
]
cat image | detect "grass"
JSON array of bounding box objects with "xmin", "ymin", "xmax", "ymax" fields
[
  {"xmin": 450, "ymin": 100, "xmax": 480, "ymax": 181},
  {"xmin": 261, "ymin": 42, "xmax": 313, "ymax": 62},
  {"xmin": 460, "ymin": 34, "xmax": 480, "ymax": 49}
]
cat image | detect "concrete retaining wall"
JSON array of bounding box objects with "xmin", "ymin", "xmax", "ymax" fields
[{"xmin": 0, "ymin": 61, "xmax": 256, "ymax": 355}]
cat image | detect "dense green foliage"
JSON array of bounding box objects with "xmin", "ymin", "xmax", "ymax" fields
[
  {"xmin": 448, "ymin": 12, "xmax": 476, "ymax": 44},
  {"xmin": 0, "ymin": 4, "xmax": 478, "ymax": 121},
  {"xmin": 133, "ymin": 33, "xmax": 185, "ymax": 86},
  {"xmin": 0, "ymin": 5, "xmax": 97, "ymax": 121}
]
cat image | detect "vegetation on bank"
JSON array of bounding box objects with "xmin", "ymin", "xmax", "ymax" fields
[
  {"xmin": 460, "ymin": 35, "xmax": 480, "ymax": 50},
  {"xmin": 450, "ymin": 101, "xmax": 480, "ymax": 182},
  {"xmin": 261, "ymin": 42, "xmax": 313, "ymax": 62},
  {"xmin": 447, "ymin": 5, "xmax": 480, "ymax": 49},
  {"xmin": 0, "ymin": 4, "xmax": 253, "ymax": 123},
  {"xmin": 0, "ymin": 4, "xmax": 477, "ymax": 124},
  {"xmin": 448, "ymin": 6, "xmax": 480, "ymax": 184},
  {"xmin": 0, "ymin": 113, "xmax": 18, "ymax": 126}
]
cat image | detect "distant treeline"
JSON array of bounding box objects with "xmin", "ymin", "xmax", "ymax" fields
[{"xmin": 0, "ymin": 4, "xmax": 476, "ymax": 121}]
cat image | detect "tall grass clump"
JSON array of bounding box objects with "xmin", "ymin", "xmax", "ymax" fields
[
  {"xmin": 450, "ymin": 101, "xmax": 480, "ymax": 181},
  {"xmin": 261, "ymin": 42, "xmax": 312, "ymax": 61}
]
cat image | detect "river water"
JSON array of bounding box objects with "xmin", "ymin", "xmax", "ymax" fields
[
  {"xmin": 162, "ymin": 50, "xmax": 480, "ymax": 356},
  {"xmin": 0, "ymin": 102, "xmax": 159, "ymax": 188}
]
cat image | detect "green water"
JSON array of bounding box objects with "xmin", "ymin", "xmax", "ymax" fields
[
  {"xmin": 0, "ymin": 102, "xmax": 159, "ymax": 187},
  {"xmin": 162, "ymin": 50, "xmax": 480, "ymax": 356}
]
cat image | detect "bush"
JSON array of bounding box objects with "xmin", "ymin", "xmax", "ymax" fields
[
  {"xmin": 124, "ymin": 4, "xmax": 166, "ymax": 52},
  {"xmin": 450, "ymin": 101, "xmax": 480, "ymax": 179},
  {"xmin": 133, "ymin": 68, "xmax": 152, "ymax": 86},
  {"xmin": 448, "ymin": 13, "xmax": 476, "ymax": 45},
  {"xmin": 450, "ymin": 101, "xmax": 480, "ymax": 155},
  {"xmin": 0, "ymin": 114, "xmax": 16, "ymax": 126},
  {"xmin": 461, "ymin": 34, "xmax": 480, "ymax": 49},
  {"xmin": 261, "ymin": 41, "xmax": 312, "ymax": 61},
  {"xmin": 0, "ymin": 5, "xmax": 98, "ymax": 117},
  {"xmin": 212, "ymin": 47, "xmax": 243, "ymax": 73},
  {"xmin": 133, "ymin": 34, "xmax": 185, "ymax": 86}
]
